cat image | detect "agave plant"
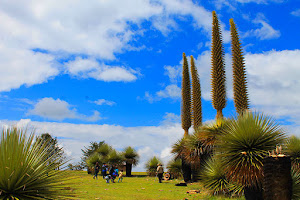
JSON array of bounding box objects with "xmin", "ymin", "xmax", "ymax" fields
[
  {"xmin": 0, "ymin": 127, "xmax": 72, "ymax": 200},
  {"xmin": 218, "ymin": 112, "xmax": 285, "ymax": 190},
  {"xmin": 200, "ymin": 157, "xmax": 230, "ymax": 195},
  {"xmin": 145, "ymin": 156, "xmax": 162, "ymax": 176},
  {"xmin": 200, "ymin": 157, "xmax": 244, "ymax": 196}
]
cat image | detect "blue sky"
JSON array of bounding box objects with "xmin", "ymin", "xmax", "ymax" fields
[{"xmin": 0, "ymin": 0, "xmax": 300, "ymax": 171}]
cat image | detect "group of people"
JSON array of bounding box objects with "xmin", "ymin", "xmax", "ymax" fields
[
  {"xmin": 94, "ymin": 162, "xmax": 165, "ymax": 184},
  {"xmin": 93, "ymin": 162, "xmax": 123, "ymax": 183}
]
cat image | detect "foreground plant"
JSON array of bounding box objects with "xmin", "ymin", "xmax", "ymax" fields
[
  {"xmin": 218, "ymin": 112, "xmax": 285, "ymax": 198},
  {"xmin": 0, "ymin": 127, "xmax": 72, "ymax": 200}
]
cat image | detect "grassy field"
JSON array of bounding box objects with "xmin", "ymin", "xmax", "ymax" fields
[{"xmin": 64, "ymin": 171, "xmax": 245, "ymax": 200}]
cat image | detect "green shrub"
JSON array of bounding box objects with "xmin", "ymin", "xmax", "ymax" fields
[
  {"xmin": 0, "ymin": 127, "xmax": 72, "ymax": 199},
  {"xmin": 145, "ymin": 156, "xmax": 162, "ymax": 176},
  {"xmin": 167, "ymin": 159, "xmax": 182, "ymax": 179}
]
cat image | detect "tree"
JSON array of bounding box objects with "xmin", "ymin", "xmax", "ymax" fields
[
  {"xmin": 107, "ymin": 149, "xmax": 124, "ymax": 166},
  {"xmin": 190, "ymin": 55, "xmax": 202, "ymax": 129},
  {"xmin": 230, "ymin": 18, "xmax": 249, "ymax": 114},
  {"xmin": 123, "ymin": 146, "xmax": 139, "ymax": 177},
  {"xmin": 211, "ymin": 11, "xmax": 226, "ymax": 120},
  {"xmin": 181, "ymin": 52, "xmax": 192, "ymax": 136},
  {"xmin": 36, "ymin": 133, "xmax": 65, "ymax": 167},
  {"xmin": 81, "ymin": 141, "xmax": 105, "ymax": 163}
]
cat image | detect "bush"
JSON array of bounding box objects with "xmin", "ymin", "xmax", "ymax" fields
[
  {"xmin": 167, "ymin": 159, "xmax": 182, "ymax": 179},
  {"xmin": 0, "ymin": 127, "xmax": 72, "ymax": 199},
  {"xmin": 145, "ymin": 156, "xmax": 162, "ymax": 176}
]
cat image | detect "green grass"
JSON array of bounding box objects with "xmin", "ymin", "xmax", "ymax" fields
[{"xmin": 63, "ymin": 171, "xmax": 245, "ymax": 200}]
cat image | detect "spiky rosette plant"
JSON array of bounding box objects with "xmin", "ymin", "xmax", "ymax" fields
[
  {"xmin": 181, "ymin": 52, "xmax": 192, "ymax": 136},
  {"xmin": 200, "ymin": 157, "xmax": 231, "ymax": 195},
  {"xmin": 190, "ymin": 55, "xmax": 202, "ymax": 129},
  {"xmin": 230, "ymin": 18, "xmax": 249, "ymax": 114},
  {"xmin": 218, "ymin": 112, "xmax": 285, "ymax": 188},
  {"xmin": 0, "ymin": 127, "xmax": 73, "ymax": 200},
  {"xmin": 123, "ymin": 146, "xmax": 139, "ymax": 177},
  {"xmin": 211, "ymin": 11, "xmax": 226, "ymax": 120}
]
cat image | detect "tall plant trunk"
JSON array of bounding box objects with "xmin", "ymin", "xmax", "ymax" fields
[
  {"xmin": 182, "ymin": 158, "xmax": 192, "ymax": 183},
  {"xmin": 244, "ymin": 186, "xmax": 263, "ymax": 200},
  {"xmin": 263, "ymin": 156, "xmax": 292, "ymax": 200},
  {"xmin": 216, "ymin": 110, "xmax": 223, "ymax": 120},
  {"xmin": 184, "ymin": 129, "xmax": 189, "ymax": 137},
  {"xmin": 126, "ymin": 162, "xmax": 132, "ymax": 177}
]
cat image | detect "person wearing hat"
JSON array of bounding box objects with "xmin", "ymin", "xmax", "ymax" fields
[{"xmin": 156, "ymin": 163, "xmax": 164, "ymax": 183}]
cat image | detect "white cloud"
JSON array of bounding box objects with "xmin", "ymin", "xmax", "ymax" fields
[
  {"xmin": 91, "ymin": 99, "xmax": 116, "ymax": 106},
  {"xmin": 0, "ymin": 0, "xmax": 212, "ymax": 59},
  {"xmin": 0, "ymin": 119, "xmax": 184, "ymax": 171},
  {"xmin": 65, "ymin": 57, "xmax": 137, "ymax": 82},
  {"xmin": 291, "ymin": 9, "xmax": 300, "ymax": 17},
  {"xmin": 0, "ymin": 0, "xmax": 216, "ymax": 91},
  {"xmin": 161, "ymin": 112, "xmax": 181, "ymax": 126},
  {"xmin": 144, "ymin": 84, "xmax": 181, "ymax": 103},
  {"xmin": 245, "ymin": 49, "xmax": 300, "ymax": 118},
  {"xmin": 244, "ymin": 14, "xmax": 280, "ymax": 40},
  {"xmin": 28, "ymin": 97, "xmax": 102, "ymax": 121},
  {"xmin": 0, "ymin": 47, "xmax": 58, "ymax": 92},
  {"xmin": 157, "ymin": 84, "xmax": 181, "ymax": 99},
  {"xmin": 164, "ymin": 65, "xmax": 181, "ymax": 83}
]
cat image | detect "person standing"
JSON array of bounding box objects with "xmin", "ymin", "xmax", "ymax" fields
[
  {"xmin": 118, "ymin": 170, "xmax": 124, "ymax": 182},
  {"xmin": 109, "ymin": 165, "xmax": 115, "ymax": 183},
  {"xmin": 156, "ymin": 163, "xmax": 164, "ymax": 183},
  {"xmin": 93, "ymin": 162, "xmax": 100, "ymax": 180},
  {"xmin": 102, "ymin": 163, "xmax": 107, "ymax": 179}
]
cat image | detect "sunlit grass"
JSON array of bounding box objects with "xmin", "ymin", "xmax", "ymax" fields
[{"xmin": 64, "ymin": 171, "xmax": 245, "ymax": 200}]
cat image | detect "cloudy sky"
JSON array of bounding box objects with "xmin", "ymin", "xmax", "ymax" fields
[{"xmin": 0, "ymin": 0, "xmax": 300, "ymax": 171}]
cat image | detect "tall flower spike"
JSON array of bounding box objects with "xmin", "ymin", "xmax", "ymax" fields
[
  {"xmin": 211, "ymin": 11, "xmax": 226, "ymax": 119},
  {"xmin": 230, "ymin": 18, "xmax": 249, "ymax": 114},
  {"xmin": 190, "ymin": 55, "xmax": 202, "ymax": 129},
  {"xmin": 181, "ymin": 52, "xmax": 191, "ymax": 137}
]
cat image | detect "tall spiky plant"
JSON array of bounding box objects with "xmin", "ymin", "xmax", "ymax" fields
[
  {"xmin": 211, "ymin": 11, "xmax": 226, "ymax": 120},
  {"xmin": 230, "ymin": 18, "xmax": 249, "ymax": 114},
  {"xmin": 181, "ymin": 52, "xmax": 192, "ymax": 136},
  {"xmin": 0, "ymin": 127, "xmax": 73, "ymax": 199},
  {"xmin": 190, "ymin": 55, "xmax": 202, "ymax": 130}
]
